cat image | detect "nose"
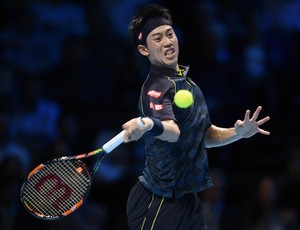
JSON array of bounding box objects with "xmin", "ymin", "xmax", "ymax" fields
[{"xmin": 162, "ymin": 35, "xmax": 172, "ymax": 46}]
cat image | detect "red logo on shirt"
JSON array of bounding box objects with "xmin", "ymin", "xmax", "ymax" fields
[
  {"xmin": 147, "ymin": 90, "xmax": 162, "ymax": 98},
  {"xmin": 149, "ymin": 102, "xmax": 163, "ymax": 110}
]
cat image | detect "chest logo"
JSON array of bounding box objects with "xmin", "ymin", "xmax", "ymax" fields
[
  {"xmin": 149, "ymin": 102, "xmax": 163, "ymax": 110},
  {"xmin": 147, "ymin": 90, "xmax": 162, "ymax": 98}
]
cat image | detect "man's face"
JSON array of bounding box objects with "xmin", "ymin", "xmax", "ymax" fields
[{"xmin": 139, "ymin": 25, "xmax": 179, "ymax": 70}]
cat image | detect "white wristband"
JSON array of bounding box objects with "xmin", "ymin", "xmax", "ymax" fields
[
  {"xmin": 137, "ymin": 117, "xmax": 145, "ymax": 128},
  {"xmin": 137, "ymin": 117, "xmax": 153, "ymax": 131}
]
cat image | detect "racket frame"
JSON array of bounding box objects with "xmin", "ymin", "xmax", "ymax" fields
[{"xmin": 20, "ymin": 130, "xmax": 125, "ymax": 220}]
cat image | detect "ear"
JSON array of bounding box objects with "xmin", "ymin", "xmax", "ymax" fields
[{"xmin": 137, "ymin": 45, "xmax": 149, "ymax": 57}]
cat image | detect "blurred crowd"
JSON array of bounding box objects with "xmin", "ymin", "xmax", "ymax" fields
[{"xmin": 0, "ymin": 0, "xmax": 300, "ymax": 229}]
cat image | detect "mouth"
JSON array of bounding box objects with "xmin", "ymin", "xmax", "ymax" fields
[{"xmin": 164, "ymin": 48, "xmax": 175, "ymax": 58}]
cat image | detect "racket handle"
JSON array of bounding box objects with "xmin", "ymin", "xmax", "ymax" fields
[{"xmin": 102, "ymin": 130, "xmax": 125, "ymax": 153}]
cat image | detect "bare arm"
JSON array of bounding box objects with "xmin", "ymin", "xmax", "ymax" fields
[
  {"xmin": 205, "ymin": 106, "xmax": 270, "ymax": 148},
  {"xmin": 205, "ymin": 125, "xmax": 242, "ymax": 148},
  {"xmin": 122, "ymin": 117, "xmax": 180, "ymax": 143}
]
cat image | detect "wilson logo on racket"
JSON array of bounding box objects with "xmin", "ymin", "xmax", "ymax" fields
[
  {"xmin": 20, "ymin": 130, "xmax": 125, "ymax": 220},
  {"xmin": 35, "ymin": 174, "xmax": 72, "ymax": 210}
]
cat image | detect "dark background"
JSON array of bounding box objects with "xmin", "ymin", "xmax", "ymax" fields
[{"xmin": 0, "ymin": 0, "xmax": 299, "ymax": 229}]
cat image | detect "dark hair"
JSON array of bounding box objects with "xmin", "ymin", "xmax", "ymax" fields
[{"xmin": 128, "ymin": 4, "xmax": 173, "ymax": 45}]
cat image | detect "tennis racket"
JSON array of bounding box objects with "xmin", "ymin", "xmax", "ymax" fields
[{"xmin": 20, "ymin": 130, "xmax": 125, "ymax": 220}]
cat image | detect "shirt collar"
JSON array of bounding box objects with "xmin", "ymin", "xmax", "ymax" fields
[{"xmin": 149, "ymin": 64, "xmax": 189, "ymax": 77}]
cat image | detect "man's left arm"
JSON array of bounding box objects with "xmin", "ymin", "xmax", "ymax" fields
[{"xmin": 205, "ymin": 106, "xmax": 270, "ymax": 148}]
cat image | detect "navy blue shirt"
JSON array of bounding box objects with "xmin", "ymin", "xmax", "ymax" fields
[{"xmin": 138, "ymin": 64, "xmax": 213, "ymax": 198}]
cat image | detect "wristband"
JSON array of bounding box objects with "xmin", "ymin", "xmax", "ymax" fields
[
  {"xmin": 147, "ymin": 116, "xmax": 164, "ymax": 136},
  {"xmin": 138, "ymin": 116, "xmax": 164, "ymax": 136}
]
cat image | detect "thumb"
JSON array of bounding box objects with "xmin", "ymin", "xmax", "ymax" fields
[{"xmin": 235, "ymin": 119, "xmax": 244, "ymax": 128}]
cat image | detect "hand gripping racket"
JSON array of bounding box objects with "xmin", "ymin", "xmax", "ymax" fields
[{"xmin": 20, "ymin": 130, "xmax": 125, "ymax": 220}]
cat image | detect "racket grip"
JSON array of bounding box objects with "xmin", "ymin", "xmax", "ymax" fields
[{"xmin": 102, "ymin": 130, "xmax": 125, "ymax": 153}]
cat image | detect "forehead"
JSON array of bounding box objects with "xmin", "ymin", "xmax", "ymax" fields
[{"xmin": 148, "ymin": 25, "xmax": 173, "ymax": 36}]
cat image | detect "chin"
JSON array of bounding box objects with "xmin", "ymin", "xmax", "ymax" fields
[{"xmin": 166, "ymin": 60, "xmax": 178, "ymax": 69}]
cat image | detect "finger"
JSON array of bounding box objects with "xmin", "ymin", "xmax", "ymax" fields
[
  {"xmin": 256, "ymin": 116, "xmax": 270, "ymax": 126},
  {"xmin": 258, "ymin": 128, "xmax": 270, "ymax": 135},
  {"xmin": 124, "ymin": 134, "xmax": 130, "ymax": 143},
  {"xmin": 235, "ymin": 119, "xmax": 244, "ymax": 128},
  {"xmin": 244, "ymin": 110, "xmax": 251, "ymax": 122},
  {"xmin": 251, "ymin": 106, "xmax": 262, "ymax": 121},
  {"xmin": 122, "ymin": 121, "xmax": 130, "ymax": 129},
  {"xmin": 122, "ymin": 118, "xmax": 136, "ymax": 129},
  {"xmin": 123, "ymin": 129, "xmax": 132, "ymax": 142},
  {"xmin": 124, "ymin": 137, "xmax": 129, "ymax": 143}
]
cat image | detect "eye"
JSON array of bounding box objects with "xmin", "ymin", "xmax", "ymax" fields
[
  {"xmin": 167, "ymin": 31, "xmax": 174, "ymax": 38},
  {"xmin": 154, "ymin": 36, "xmax": 162, "ymax": 42}
]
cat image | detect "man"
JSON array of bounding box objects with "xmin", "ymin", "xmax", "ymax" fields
[{"xmin": 121, "ymin": 4, "xmax": 270, "ymax": 229}]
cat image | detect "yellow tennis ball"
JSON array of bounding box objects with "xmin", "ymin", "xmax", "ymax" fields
[{"xmin": 174, "ymin": 90, "xmax": 194, "ymax": 108}]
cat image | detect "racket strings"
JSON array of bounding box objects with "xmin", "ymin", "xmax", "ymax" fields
[{"xmin": 22, "ymin": 159, "xmax": 91, "ymax": 219}]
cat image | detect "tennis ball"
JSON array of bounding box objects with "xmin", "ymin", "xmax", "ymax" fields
[{"xmin": 174, "ymin": 90, "xmax": 194, "ymax": 108}]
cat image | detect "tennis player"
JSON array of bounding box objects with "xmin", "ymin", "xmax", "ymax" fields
[{"xmin": 122, "ymin": 4, "xmax": 270, "ymax": 229}]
